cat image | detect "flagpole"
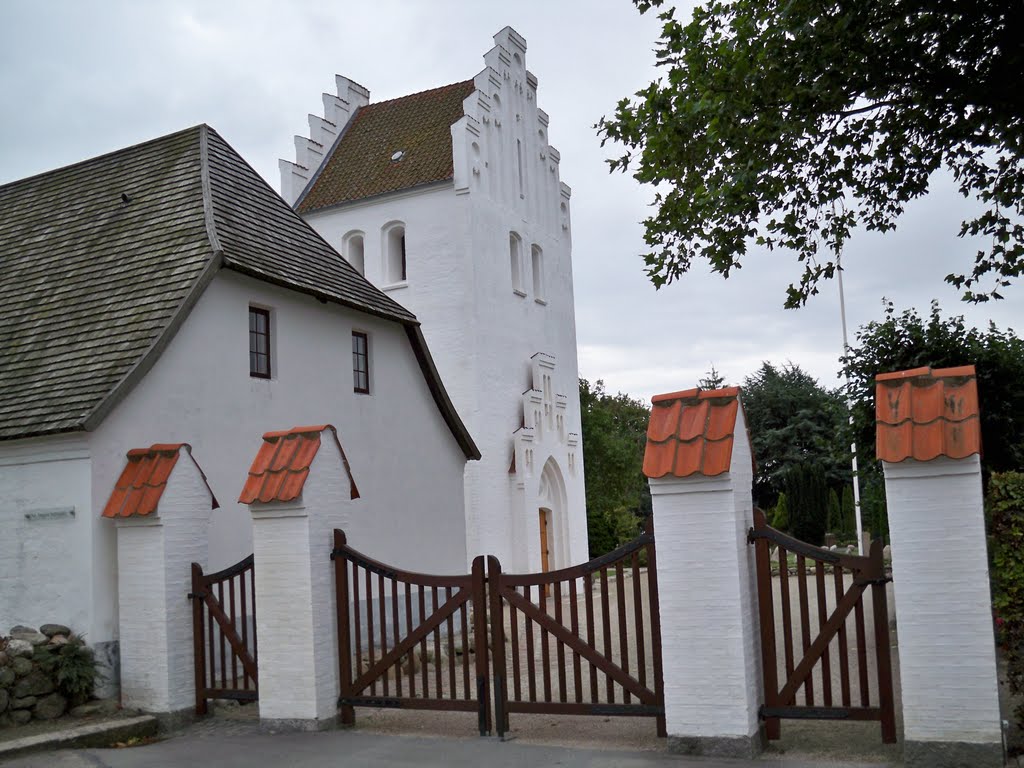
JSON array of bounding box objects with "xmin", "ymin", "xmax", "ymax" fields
[{"xmin": 837, "ymin": 255, "xmax": 865, "ymax": 555}]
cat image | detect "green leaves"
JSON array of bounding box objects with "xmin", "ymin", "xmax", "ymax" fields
[
  {"xmin": 839, "ymin": 300, "xmax": 1024, "ymax": 475},
  {"xmin": 599, "ymin": 0, "xmax": 1024, "ymax": 306},
  {"xmin": 986, "ymin": 472, "xmax": 1024, "ymax": 724},
  {"xmin": 580, "ymin": 379, "xmax": 650, "ymax": 556}
]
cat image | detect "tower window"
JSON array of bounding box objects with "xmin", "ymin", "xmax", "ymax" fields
[
  {"xmin": 532, "ymin": 244, "xmax": 545, "ymax": 302},
  {"xmin": 344, "ymin": 231, "xmax": 365, "ymax": 275},
  {"xmin": 510, "ymin": 232, "xmax": 524, "ymax": 295},
  {"xmin": 384, "ymin": 223, "xmax": 407, "ymax": 284}
]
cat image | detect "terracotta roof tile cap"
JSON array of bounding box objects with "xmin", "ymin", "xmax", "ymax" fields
[
  {"xmin": 651, "ymin": 385, "xmax": 740, "ymax": 405},
  {"xmin": 239, "ymin": 424, "xmax": 358, "ymax": 504},
  {"xmin": 101, "ymin": 443, "xmax": 218, "ymax": 518},
  {"xmin": 876, "ymin": 365, "xmax": 976, "ymax": 383}
]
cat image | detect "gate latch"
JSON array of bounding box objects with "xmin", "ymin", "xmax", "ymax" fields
[{"xmin": 187, "ymin": 591, "xmax": 206, "ymax": 600}]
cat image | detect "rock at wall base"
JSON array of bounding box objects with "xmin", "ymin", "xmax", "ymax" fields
[{"xmin": 33, "ymin": 692, "xmax": 67, "ymax": 720}]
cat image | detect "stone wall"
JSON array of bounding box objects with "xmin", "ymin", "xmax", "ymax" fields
[{"xmin": 0, "ymin": 624, "xmax": 108, "ymax": 728}]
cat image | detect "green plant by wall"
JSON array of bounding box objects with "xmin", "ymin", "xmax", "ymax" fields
[
  {"xmin": 987, "ymin": 471, "xmax": 1024, "ymax": 729},
  {"xmin": 32, "ymin": 634, "xmax": 100, "ymax": 707}
]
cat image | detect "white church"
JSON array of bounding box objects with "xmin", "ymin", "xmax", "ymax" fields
[
  {"xmin": 281, "ymin": 26, "xmax": 588, "ymax": 572},
  {"xmin": 0, "ymin": 26, "xmax": 587, "ymax": 674}
]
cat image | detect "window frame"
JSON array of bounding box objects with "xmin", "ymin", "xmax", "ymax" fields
[
  {"xmin": 249, "ymin": 306, "xmax": 272, "ymax": 379},
  {"xmin": 352, "ymin": 331, "xmax": 370, "ymax": 394}
]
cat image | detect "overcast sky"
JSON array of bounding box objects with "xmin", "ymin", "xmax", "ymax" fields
[{"xmin": 2, "ymin": 0, "xmax": 1020, "ymax": 402}]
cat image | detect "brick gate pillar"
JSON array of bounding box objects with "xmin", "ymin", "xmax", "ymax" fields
[
  {"xmin": 102, "ymin": 444, "xmax": 218, "ymax": 723},
  {"xmin": 877, "ymin": 366, "xmax": 1003, "ymax": 767},
  {"xmin": 239, "ymin": 425, "xmax": 359, "ymax": 731},
  {"xmin": 643, "ymin": 387, "xmax": 764, "ymax": 758}
]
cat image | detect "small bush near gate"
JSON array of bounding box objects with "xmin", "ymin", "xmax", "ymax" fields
[
  {"xmin": 32, "ymin": 634, "xmax": 100, "ymax": 707},
  {"xmin": 770, "ymin": 492, "xmax": 789, "ymax": 531},
  {"xmin": 987, "ymin": 471, "xmax": 1024, "ymax": 732}
]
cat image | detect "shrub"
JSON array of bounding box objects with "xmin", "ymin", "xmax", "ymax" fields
[
  {"xmin": 771, "ymin": 492, "xmax": 789, "ymax": 531},
  {"xmin": 786, "ymin": 464, "xmax": 829, "ymax": 545},
  {"xmin": 987, "ymin": 471, "xmax": 1024, "ymax": 729},
  {"xmin": 33, "ymin": 634, "xmax": 101, "ymax": 706},
  {"xmin": 826, "ymin": 489, "xmax": 840, "ymax": 534}
]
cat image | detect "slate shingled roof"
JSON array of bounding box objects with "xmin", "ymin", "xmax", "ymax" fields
[
  {"xmin": 0, "ymin": 125, "xmax": 478, "ymax": 458},
  {"xmin": 296, "ymin": 81, "xmax": 475, "ymax": 213}
]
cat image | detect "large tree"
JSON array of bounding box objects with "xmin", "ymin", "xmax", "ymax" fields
[
  {"xmin": 598, "ymin": 0, "xmax": 1024, "ymax": 307},
  {"xmin": 840, "ymin": 300, "xmax": 1024, "ymax": 475},
  {"xmin": 742, "ymin": 362, "xmax": 848, "ymax": 508},
  {"xmin": 579, "ymin": 379, "xmax": 651, "ymax": 555}
]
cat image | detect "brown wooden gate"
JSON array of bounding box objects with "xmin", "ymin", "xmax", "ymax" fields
[
  {"xmin": 190, "ymin": 554, "xmax": 258, "ymax": 714},
  {"xmin": 748, "ymin": 508, "xmax": 896, "ymax": 743},
  {"xmin": 487, "ymin": 520, "xmax": 665, "ymax": 738},
  {"xmin": 332, "ymin": 530, "xmax": 492, "ymax": 735}
]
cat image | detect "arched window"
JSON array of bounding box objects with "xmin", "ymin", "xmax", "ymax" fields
[
  {"xmin": 531, "ymin": 244, "xmax": 544, "ymax": 302},
  {"xmin": 382, "ymin": 222, "xmax": 407, "ymax": 284},
  {"xmin": 343, "ymin": 231, "xmax": 365, "ymax": 275},
  {"xmin": 510, "ymin": 232, "xmax": 524, "ymax": 295}
]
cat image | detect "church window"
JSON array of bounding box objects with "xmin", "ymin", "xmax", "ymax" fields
[
  {"xmin": 510, "ymin": 233, "xmax": 525, "ymax": 295},
  {"xmin": 352, "ymin": 331, "xmax": 370, "ymax": 394},
  {"xmin": 516, "ymin": 139, "xmax": 524, "ymax": 198},
  {"xmin": 383, "ymin": 223, "xmax": 407, "ymax": 284},
  {"xmin": 531, "ymin": 244, "xmax": 545, "ymax": 302},
  {"xmin": 249, "ymin": 306, "xmax": 271, "ymax": 379},
  {"xmin": 343, "ymin": 231, "xmax": 365, "ymax": 275}
]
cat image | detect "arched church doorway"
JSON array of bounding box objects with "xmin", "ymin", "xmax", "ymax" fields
[{"xmin": 537, "ymin": 457, "xmax": 567, "ymax": 573}]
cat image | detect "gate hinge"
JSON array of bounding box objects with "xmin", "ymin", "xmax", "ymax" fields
[
  {"xmin": 187, "ymin": 591, "xmax": 206, "ymax": 600},
  {"xmin": 746, "ymin": 527, "xmax": 756, "ymax": 545}
]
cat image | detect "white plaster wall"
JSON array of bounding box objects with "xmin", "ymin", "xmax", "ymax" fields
[
  {"xmin": 114, "ymin": 453, "xmax": 212, "ymax": 713},
  {"xmin": 251, "ymin": 509, "xmax": 316, "ymax": 720},
  {"xmin": 883, "ymin": 455, "xmax": 1002, "ymax": 744},
  {"xmin": 115, "ymin": 519, "xmax": 168, "ymax": 710},
  {"xmin": 649, "ymin": 413, "xmax": 761, "ymax": 740},
  {"xmin": 250, "ymin": 435, "xmax": 351, "ymax": 724},
  {"xmin": 90, "ymin": 269, "xmax": 468, "ymax": 586},
  {"xmin": 299, "ymin": 28, "xmax": 587, "ymax": 573},
  {"xmin": 0, "ymin": 435, "xmax": 96, "ymax": 637},
  {"xmin": 158, "ymin": 453, "xmax": 213, "ymax": 712}
]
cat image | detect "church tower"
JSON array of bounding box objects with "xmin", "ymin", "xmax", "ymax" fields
[{"xmin": 280, "ymin": 27, "xmax": 587, "ymax": 571}]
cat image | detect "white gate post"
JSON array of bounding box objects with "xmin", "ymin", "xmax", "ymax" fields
[
  {"xmin": 239, "ymin": 425, "xmax": 358, "ymax": 731},
  {"xmin": 877, "ymin": 366, "xmax": 1003, "ymax": 767},
  {"xmin": 644, "ymin": 387, "xmax": 764, "ymax": 757},
  {"xmin": 103, "ymin": 444, "xmax": 218, "ymax": 724}
]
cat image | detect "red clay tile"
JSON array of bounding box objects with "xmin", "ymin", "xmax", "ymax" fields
[
  {"xmin": 701, "ymin": 436, "xmax": 735, "ymax": 477},
  {"xmin": 238, "ymin": 425, "xmax": 358, "ymax": 504},
  {"xmin": 643, "ymin": 387, "xmax": 745, "ymax": 478},
  {"xmin": 677, "ymin": 400, "xmax": 710, "ymax": 442},
  {"xmin": 875, "ymin": 365, "xmax": 981, "ymax": 463},
  {"xmin": 647, "ymin": 400, "xmax": 682, "ymax": 442},
  {"xmin": 101, "ymin": 444, "xmax": 218, "ymax": 518},
  {"xmin": 672, "ymin": 439, "xmax": 703, "ymax": 477},
  {"xmin": 705, "ymin": 399, "xmax": 739, "ymax": 441}
]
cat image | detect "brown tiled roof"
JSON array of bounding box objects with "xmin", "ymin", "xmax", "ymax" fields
[
  {"xmin": 643, "ymin": 387, "xmax": 742, "ymax": 479},
  {"xmin": 875, "ymin": 365, "xmax": 981, "ymax": 463},
  {"xmin": 238, "ymin": 425, "xmax": 359, "ymax": 504},
  {"xmin": 296, "ymin": 81, "xmax": 475, "ymax": 213},
  {"xmin": 102, "ymin": 444, "xmax": 219, "ymax": 518}
]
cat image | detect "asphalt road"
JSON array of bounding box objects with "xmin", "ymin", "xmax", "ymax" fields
[{"xmin": 0, "ymin": 729, "xmax": 896, "ymax": 768}]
